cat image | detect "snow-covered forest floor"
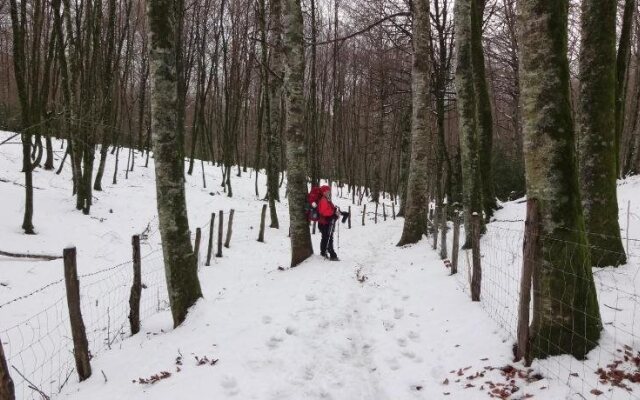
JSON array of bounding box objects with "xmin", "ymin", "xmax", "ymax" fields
[{"xmin": 1, "ymin": 131, "xmax": 639, "ymax": 400}]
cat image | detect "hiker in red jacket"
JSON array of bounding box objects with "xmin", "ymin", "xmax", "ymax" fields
[{"xmin": 317, "ymin": 185, "xmax": 340, "ymax": 261}]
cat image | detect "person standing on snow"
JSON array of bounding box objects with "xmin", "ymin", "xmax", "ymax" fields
[{"xmin": 317, "ymin": 185, "xmax": 340, "ymax": 261}]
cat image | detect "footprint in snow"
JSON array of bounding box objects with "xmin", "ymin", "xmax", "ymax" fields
[
  {"xmin": 383, "ymin": 320, "xmax": 395, "ymax": 331},
  {"xmin": 408, "ymin": 330, "xmax": 420, "ymax": 342},
  {"xmin": 397, "ymin": 337, "xmax": 408, "ymax": 348},
  {"xmin": 305, "ymin": 293, "xmax": 317, "ymax": 301},
  {"xmin": 401, "ymin": 350, "xmax": 423, "ymax": 363},
  {"xmin": 266, "ymin": 335, "xmax": 284, "ymax": 349},
  {"xmin": 386, "ymin": 357, "xmax": 401, "ymax": 371},
  {"xmin": 220, "ymin": 376, "xmax": 239, "ymax": 396},
  {"xmin": 262, "ymin": 316, "xmax": 272, "ymax": 324},
  {"xmin": 285, "ymin": 326, "xmax": 297, "ymax": 335},
  {"xmin": 393, "ymin": 307, "xmax": 404, "ymax": 320},
  {"xmin": 302, "ymin": 365, "xmax": 315, "ymax": 381}
]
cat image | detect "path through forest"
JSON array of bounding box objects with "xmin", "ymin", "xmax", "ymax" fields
[{"xmin": 59, "ymin": 212, "xmax": 540, "ymax": 399}]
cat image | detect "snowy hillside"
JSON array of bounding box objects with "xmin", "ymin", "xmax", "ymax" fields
[{"xmin": 1, "ymin": 131, "xmax": 639, "ymax": 400}]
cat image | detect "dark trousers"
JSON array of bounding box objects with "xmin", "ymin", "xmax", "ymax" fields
[{"xmin": 318, "ymin": 222, "xmax": 336, "ymax": 257}]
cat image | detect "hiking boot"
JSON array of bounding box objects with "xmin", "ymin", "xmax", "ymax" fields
[
  {"xmin": 320, "ymin": 252, "xmax": 328, "ymax": 259},
  {"xmin": 329, "ymin": 255, "xmax": 340, "ymax": 261}
]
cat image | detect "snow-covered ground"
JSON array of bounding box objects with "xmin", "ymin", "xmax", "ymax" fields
[{"xmin": 1, "ymin": 131, "xmax": 639, "ymax": 400}]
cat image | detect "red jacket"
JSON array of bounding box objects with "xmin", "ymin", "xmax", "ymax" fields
[{"xmin": 317, "ymin": 197, "xmax": 336, "ymax": 225}]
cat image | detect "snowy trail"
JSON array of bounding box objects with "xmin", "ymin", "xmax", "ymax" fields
[
  {"xmin": 1, "ymin": 132, "xmax": 581, "ymax": 399},
  {"xmin": 58, "ymin": 214, "xmax": 524, "ymax": 400}
]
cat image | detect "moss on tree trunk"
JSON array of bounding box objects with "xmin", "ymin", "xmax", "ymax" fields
[
  {"xmin": 455, "ymin": 0, "xmax": 483, "ymax": 246},
  {"xmin": 146, "ymin": 0, "xmax": 202, "ymax": 327},
  {"xmin": 577, "ymin": 0, "xmax": 626, "ymax": 267},
  {"xmin": 283, "ymin": 0, "xmax": 313, "ymax": 267},
  {"xmin": 470, "ymin": 0, "xmax": 496, "ymax": 219},
  {"xmin": 397, "ymin": 0, "xmax": 431, "ymax": 246},
  {"xmin": 519, "ymin": 0, "xmax": 602, "ymax": 359},
  {"xmin": 267, "ymin": 0, "xmax": 283, "ymax": 228}
]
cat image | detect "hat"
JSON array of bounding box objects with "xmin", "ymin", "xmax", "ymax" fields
[{"xmin": 320, "ymin": 185, "xmax": 331, "ymax": 193}]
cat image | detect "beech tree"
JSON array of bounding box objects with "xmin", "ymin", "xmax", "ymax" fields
[
  {"xmin": 146, "ymin": 0, "xmax": 202, "ymax": 326},
  {"xmin": 519, "ymin": 0, "xmax": 602, "ymax": 358},
  {"xmin": 397, "ymin": 0, "xmax": 431, "ymax": 246},
  {"xmin": 455, "ymin": 0, "xmax": 483, "ymax": 245},
  {"xmin": 577, "ymin": 0, "xmax": 626, "ymax": 267},
  {"xmin": 283, "ymin": 0, "xmax": 312, "ymax": 267}
]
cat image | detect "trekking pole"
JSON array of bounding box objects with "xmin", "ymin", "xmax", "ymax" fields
[{"xmin": 337, "ymin": 218, "xmax": 340, "ymax": 251}]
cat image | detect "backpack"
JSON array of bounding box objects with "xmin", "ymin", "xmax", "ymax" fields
[{"xmin": 306, "ymin": 186, "xmax": 323, "ymax": 222}]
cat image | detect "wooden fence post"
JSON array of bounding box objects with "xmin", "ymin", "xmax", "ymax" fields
[
  {"xmin": 194, "ymin": 228, "xmax": 202, "ymax": 262},
  {"xmin": 470, "ymin": 213, "xmax": 482, "ymax": 302},
  {"xmin": 383, "ymin": 204, "xmax": 387, "ymax": 221},
  {"xmin": 63, "ymin": 247, "xmax": 92, "ymax": 381},
  {"xmin": 312, "ymin": 221, "xmax": 316, "ymax": 235},
  {"xmin": 362, "ymin": 204, "xmax": 366, "ymax": 226},
  {"xmin": 348, "ymin": 206, "xmax": 352, "ymax": 229},
  {"xmin": 258, "ymin": 204, "xmax": 267, "ymax": 242},
  {"xmin": 432, "ymin": 206, "xmax": 439, "ymax": 251},
  {"xmin": 451, "ymin": 212, "xmax": 460, "ymax": 274},
  {"xmin": 224, "ymin": 209, "xmax": 235, "ymax": 248},
  {"xmin": 439, "ymin": 203, "xmax": 448, "ymax": 260},
  {"xmin": 206, "ymin": 213, "xmax": 215, "ymax": 266},
  {"xmin": 392, "ymin": 203, "xmax": 396, "ymax": 220},
  {"xmin": 374, "ymin": 203, "xmax": 378, "ymax": 224},
  {"xmin": 128, "ymin": 235, "xmax": 142, "ymax": 336},
  {"xmin": 0, "ymin": 339, "xmax": 14, "ymax": 400},
  {"xmin": 516, "ymin": 199, "xmax": 541, "ymax": 365},
  {"xmin": 216, "ymin": 210, "xmax": 224, "ymax": 257}
]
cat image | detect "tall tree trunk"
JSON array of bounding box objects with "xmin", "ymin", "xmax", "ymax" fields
[
  {"xmin": 616, "ymin": 0, "xmax": 636, "ymax": 175},
  {"xmin": 283, "ymin": 0, "xmax": 312, "ymax": 267},
  {"xmin": 397, "ymin": 0, "xmax": 431, "ymax": 246},
  {"xmin": 44, "ymin": 135, "xmax": 55, "ymax": 170},
  {"xmin": 519, "ymin": 0, "xmax": 602, "ymax": 359},
  {"xmin": 9, "ymin": 0, "xmax": 35, "ymax": 234},
  {"xmin": 267, "ymin": 0, "xmax": 284, "ymax": 228},
  {"xmin": 396, "ymin": 106, "xmax": 411, "ymax": 217},
  {"xmin": 471, "ymin": 0, "xmax": 496, "ymax": 218},
  {"xmin": 455, "ymin": 0, "xmax": 483, "ymax": 247},
  {"xmin": 146, "ymin": 0, "xmax": 203, "ymax": 327},
  {"xmin": 577, "ymin": 0, "xmax": 626, "ymax": 267}
]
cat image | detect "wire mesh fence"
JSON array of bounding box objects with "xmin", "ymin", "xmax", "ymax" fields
[
  {"xmin": 455, "ymin": 219, "xmax": 640, "ymax": 399},
  {"xmin": 0, "ymin": 219, "xmax": 210, "ymax": 400}
]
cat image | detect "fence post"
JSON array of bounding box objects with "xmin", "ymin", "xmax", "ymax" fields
[
  {"xmin": 392, "ymin": 203, "xmax": 396, "ymax": 220},
  {"xmin": 128, "ymin": 235, "xmax": 142, "ymax": 336},
  {"xmin": 224, "ymin": 209, "xmax": 235, "ymax": 248},
  {"xmin": 470, "ymin": 213, "xmax": 482, "ymax": 301},
  {"xmin": 626, "ymin": 200, "xmax": 630, "ymax": 254},
  {"xmin": 206, "ymin": 213, "xmax": 215, "ymax": 266},
  {"xmin": 516, "ymin": 199, "xmax": 540, "ymax": 365},
  {"xmin": 451, "ymin": 211, "xmax": 460, "ymax": 274},
  {"xmin": 312, "ymin": 221, "xmax": 317, "ymax": 235},
  {"xmin": 194, "ymin": 228, "xmax": 202, "ymax": 262},
  {"xmin": 432, "ymin": 206, "xmax": 439, "ymax": 251},
  {"xmin": 0, "ymin": 339, "xmax": 14, "ymax": 400},
  {"xmin": 383, "ymin": 204, "xmax": 387, "ymax": 221},
  {"xmin": 63, "ymin": 247, "xmax": 92, "ymax": 381},
  {"xmin": 216, "ymin": 210, "xmax": 224, "ymax": 257},
  {"xmin": 374, "ymin": 203, "xmax": 378, "ymax": 224},
  {"xmin": 362, "ymin": 204, "xmax": 366, "ymax": 226},
  {"xmin": 348, "ymin": 206, "xmax": 352, "ymax": 229},
  {"xmin": 258, "ymin": 204, "xmax": 267, "ymax": 242},
  {"xmin": 440, "ymin": 203, "xmax": 448, "ymax": 260}
]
